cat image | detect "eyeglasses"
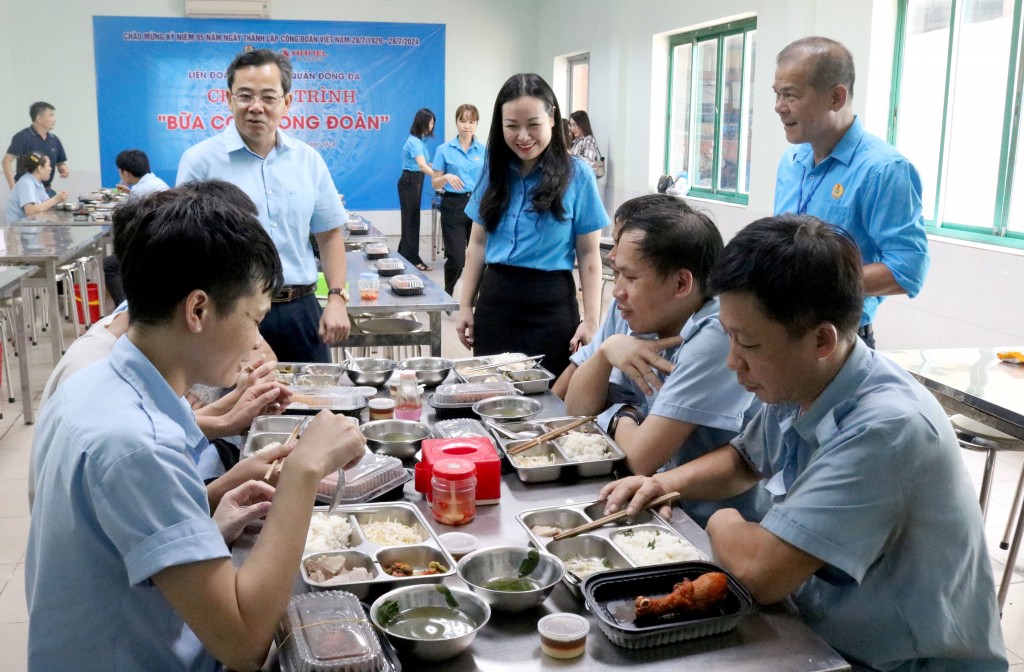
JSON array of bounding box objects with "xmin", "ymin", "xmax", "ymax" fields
[{"xmin": 231, "ymin": 92, "xmax": 284, "ymax": 107}]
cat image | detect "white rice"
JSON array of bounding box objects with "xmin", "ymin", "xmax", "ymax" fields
[
  {"xmin": 512, "ymin": 453, "xmax": 555, "ymax": 468},
  {"xmin": 305, "ymin": 513, "xmax": 354, "ymax": 553},
  {"xmin": 563, "ymin": 555, "xmax": 610, "ymax": 578},
  {"xmin": 560, "ymin": 432, "xmax": 611, "ymax": 461},
  {"xmin": 614, "ymin": 529, "xmax": 703, "ymax": 566},
  {"xmin": 250, "ymin": 440, "xmax": 282, "ymax": 457},
  {"xmin": 360, "ymin": 518, "xmax": 425, "ymax": 545}
]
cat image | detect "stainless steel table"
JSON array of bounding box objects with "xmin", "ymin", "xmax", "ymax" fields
[
  {"xmin": 11, "ymin": 207, "xmax": 115, "ymax": 226},
  {"xmin": 0, "ymin": 225, "xmax": 110, "ymax": 365},
  {"xmin": 0, "ymin": 265, "xmax": 39, "ymax": 423}
]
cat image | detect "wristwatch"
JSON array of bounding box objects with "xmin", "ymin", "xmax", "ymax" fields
[
  {"xmin": 608, "ymin": 405, "xmax": 644, "ymax": 438},
  {"xmin": 328, "ymin": 287, "xmax": 350, "ymax": 302}
]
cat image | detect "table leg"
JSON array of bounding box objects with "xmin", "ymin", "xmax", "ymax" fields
[
  {"xmin": 429, "ymin": 311, "xmax": 441, "ymax": 357},
  {"xmin": 45, "ymin": 260, "xmax": 64, "ymax": 362},
  {"xmin": 76, "ymin": 260, "xmax": 92, "ymax": 330},
  {"xmin": 13, "ymin": 287, "xmax": 33, "ymax": 424},
  {"xmin": 998, "ymin": 496, "xmax": 1024, "ymax": 613}
]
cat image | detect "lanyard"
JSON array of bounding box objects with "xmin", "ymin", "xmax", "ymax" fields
[{"xmin": 797, "ymin": 159, "xmax": 834, "ymax": 215}]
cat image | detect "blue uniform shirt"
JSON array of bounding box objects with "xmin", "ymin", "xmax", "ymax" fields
[
  {"xmin": 465, "ymin": 157, "xmax": 608, "ymax": 271},
  {"xmin": 176, "ymin": 122, "xmax": 346, "ymax": 285},
  {"xmin": 7, "ymin": 126, "xmax": 67, "ymax": 189},
  {"xmin": 27, "ymin": 337, "xmax": 229, "ymax": 672},
  {"xmin": 6, "ymin": 172, "xmax": 48, "ymax": 223},
  {"xmin": 129, "ymin": 172, "xmax": 170, "ymax": 199},
  {"xmin": 431, "ymin": 136, "xmax": 485, "ymax": 193},
  {"xmin": 571, "ymin": 299, "xmax": 644, "ymax": 407},
  {"xmin": 774, "ymin": 116, "xmax": 929, "ymax": 326},
  {"xmin": 401, "ymin": 135, "xmax": 429, "ymax": 171},
  {"xmin": 732, "ymin": 340, "xmax": 1005, "ymax": 670}
]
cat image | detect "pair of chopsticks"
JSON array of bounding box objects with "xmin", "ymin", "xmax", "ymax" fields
[
  {"xmin": 506, "ymin": 415, "xmax": 596, "ymax": 456},
  {"xmin": 551, "ymin": 492, "xmax": 681, "ymax": 541},
  {"xmin": 263, "ymin": 423, "xmax": 302, "ymax": 481},
  {"xmin": 462, "ymin": 354, "xmax": 543, "ymax": 374}
]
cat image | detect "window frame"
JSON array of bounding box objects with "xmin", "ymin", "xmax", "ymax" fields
[
  {"xmin": 567, "ymin": 53, "xmax": 590, "ymax": 113},
  {"xmin": 664, "ymin": 17, "xmax": 756, "ymax": 206}
]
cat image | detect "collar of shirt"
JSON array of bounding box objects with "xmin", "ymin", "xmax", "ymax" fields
[
  {"xmin": 447, "ymin": 136, "xmax": 483, "ymax": 156},
  {"xmin": 680, "ymin": 297, "xmax": 720, "ymax": 342},
  {"xmin": 792, "ymin": 116, "xmax": 866, "ymax": 172},
  {"xmin": 223, "ymin": 121, "xmax": 295, "ymax": 158},
  {"xmin": 790, "ymin": 338, "xmax": 875, "ymax": 445}
]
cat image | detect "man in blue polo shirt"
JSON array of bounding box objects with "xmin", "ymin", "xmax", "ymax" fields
[
  {"xmin": 772, "ymin": 37, "xmax": 929, "ymax": 348},
  {"xmin": 3, "ymin": 102, "xmax": 69, "ymax": 195}
]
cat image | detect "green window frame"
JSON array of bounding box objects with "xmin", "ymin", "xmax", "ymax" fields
[
  {"xmin": 665, "ymin": 18, "xmax": 757, "ymax": 205},
  {"xmin": 890, "ymin": 0, "xmax": 1024, "ymax": 248}
]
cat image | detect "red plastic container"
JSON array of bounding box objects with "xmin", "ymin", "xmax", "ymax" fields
[{"xmin": 73, "ymin": 283, "xmax": 101, "ymax": 323}]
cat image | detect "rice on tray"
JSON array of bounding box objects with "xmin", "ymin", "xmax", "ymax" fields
[
  {"xmin": 512, "ymin": 453, "xmax": 555, "ymax": 468},
  {"xmin": 614, "ymin": 529, "xmax": 703, "ymax": 565},
  {"xmin": 559, "ymin": 432, "xmax": 611, "ymax": 461},
  {"xmin": 360, "ymin": 518, "xmax": 425, "ymax": 545},
  {"xmin": 305, "ymin": 513, "xmax": 353, "ymax": 553}
]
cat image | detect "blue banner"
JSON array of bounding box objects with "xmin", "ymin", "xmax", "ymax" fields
[{"xmin": 93, "ymin": 16, "xmax": 445, "ymax": 209}]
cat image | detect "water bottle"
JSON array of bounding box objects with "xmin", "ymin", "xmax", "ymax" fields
[{"xmin": 394, "ymin": 370, "xmax": 422, "ymax": 421}]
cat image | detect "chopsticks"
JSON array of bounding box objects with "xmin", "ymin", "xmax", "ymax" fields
[
  {"xmin": 506, "ymin": 415, "xmax": 597, "ymax": 456},
  {"xmin": 263, "ymin": 423, "xmax": 302, "ymax": 481},
  {"xmin": 551, "ymin": 492, "xmax": 681, "ymax": 541},
  {"xmin": 462, "ymin": 354, "xmax": 543, "ymax": 374}
]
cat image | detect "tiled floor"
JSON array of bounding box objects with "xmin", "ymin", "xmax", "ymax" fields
[{"xmin": 2, "ymin": 237, "xmax": 1024, "ymax": 669}]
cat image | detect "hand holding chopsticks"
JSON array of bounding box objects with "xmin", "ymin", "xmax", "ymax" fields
[
  {"xmin": 551, "ymin": 491, "xmax": 681, "ymax": 541},
  {"xmin": 263, "ymin": 423, "xmax": 302, "ymax": 481},
  {"xmin": 506, "ymin": 415, "xmax": 597, "ymax": 456}
]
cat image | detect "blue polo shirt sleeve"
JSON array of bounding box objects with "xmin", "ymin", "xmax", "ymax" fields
[
  {"xmin": 11, "ymin": 176, "xmax": 40, "ymax": 210},
  {"xmin": 464, "ymin": 167, "xmax": 488, "ymax": 223},
  {"xmin": 432, "ymin": 144, "xmax": 448, "ymax": 173},
  {"xmin": 175, "ymin": 148, "xmax": 205, "ymax": 185},
  {"xmin": 569, "ymin": 159, "xmax": 609, "ymax": 236},
  {"xmin": 570, "ymin": 300, "xmax": 620, "ymax": 367},
  {"xmin": 860, "ymin": 159, "xmax": 929, "ymax": 298}
]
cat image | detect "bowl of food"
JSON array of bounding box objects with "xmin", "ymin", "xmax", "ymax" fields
[
  {"xmin": 399, "ymin": 357, "xmax": 454, "ymax": 387},
  {"xmin": 361, "ymin": 419, "xmax": 431, "ymax": 459},
  {"xmin": 343, "ymin": 357, "xmax": 397, "ymax": 387},
  {"xmin": 371, "ymin": 584, "xmax": 491, "ymax": 661},
  {"xmin": 472, "ymin": 396, "xmax": 543, "ymax": 422},
  {"xmin": 457, "ymin": 546, "xmax": 565, "ymax": 612}
]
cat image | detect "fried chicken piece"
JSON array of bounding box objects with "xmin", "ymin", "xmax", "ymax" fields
[{"xmin": 635, "ymin": 572, "xmax": 729, "ymax": 619}]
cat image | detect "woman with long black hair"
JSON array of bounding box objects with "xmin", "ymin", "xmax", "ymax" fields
[
  {"xmin": 456, "ymin": 74, "xmax": 607, "ymax": 376},
  {"xmin": 397, "ymin": 108, "xmax": 435, "ymax": 270}
]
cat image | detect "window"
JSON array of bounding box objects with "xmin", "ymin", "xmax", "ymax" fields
[
  {"xmin": 665, "ymin": 18, "xmax": 756, "ymax": 204},
  {"xmin": 890, "ymin": 0, "xmax": 1023, "ymax": 246},
  {"xmin": 567, "ymin": 54, "xmax": 590, "ymax": 113}
]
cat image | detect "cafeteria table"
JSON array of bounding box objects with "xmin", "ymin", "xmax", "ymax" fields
[{"xmin": 0, "ymin": 265, "xmax": 39, "ymax": 422}]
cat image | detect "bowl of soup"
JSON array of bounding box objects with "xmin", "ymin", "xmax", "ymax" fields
[{"xmin": 370, "ymin": 584, "xmax": 490, "ymax": 661}]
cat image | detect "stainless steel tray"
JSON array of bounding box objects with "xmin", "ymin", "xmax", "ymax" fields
[
  {"xmin": 488, "ymin": 417, "xmax": 625, "ymax": 482},
  {"xmin": 517, "ymin": 499, "xmax": 707, "ymax": 597},
  {"xmin": 301, "ymin": 502, "xmax": 457, "ymax": 599},
  {"xmin": 452, "ymin": 354, "xmax": 554, "ymax": 394}
]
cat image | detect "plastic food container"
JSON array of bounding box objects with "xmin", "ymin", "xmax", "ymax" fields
[
  {"xmin": 432, "ymin": 382, "xmax": 519, "ymax": 406},
  {"xmin": 374, "ymin": 258, "xmax": 405, "ymax": 277},
  {"xmin": 538, "ymin": 613, "xmax": 589, "ymax": 659},
  {"xmin": 388, "ymin": 274, "xmax": 424, "ymax": 296},
  {"xmin": 368, "ymin": 398, "xmax": 396, "ymax": 421},
  {"xmin": 359, "ymin": 273, "xmax": 380, "ymax": 301},
  {"xmin": 316, "ymin": 451, "xmax": 411, "ymax": 505},
  {"xmin": 277, "ymin": 591, "xmax": 387, "ymax": 672},
  {"xmin": 438, "ymin": 532, "xmax": 478, "ymax": 561},
  {"xmin": 431, "ymin": 458, "xmax": 477, "ymax": 526},
  {"xmin": 364, "ymin": 243, "xmax": 390, "ymax": 260},
  {"xmin": 347, "ymin": 220, "xmax": 369, "ymax": 235}
]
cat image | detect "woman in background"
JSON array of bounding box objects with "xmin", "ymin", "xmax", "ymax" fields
[
  {"xmin": 6, "ymin": 152, "xmax": 67, "ymax": 223},
  {"xmin": 431, "ymin": 104, "xmax": 485, "ymax": 296},
  {"xmin": 397, "ymin": 108, "xmax": 435, "ymax": 271},
  {"xmin": 568, "ymin": 110, "xmax": 601, "ymax": 174},
  {"xmin": 456, "ymin": 74, "xmax": 607, "ymax": 376}
]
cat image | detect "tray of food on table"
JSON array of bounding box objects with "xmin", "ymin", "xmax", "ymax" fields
[
  {"xmin": 273, "ymin": 362, "xmax": 373, "ymax": 416},
  {"xmin": 487, "ymin": 416, "xmax": 625, "ymax": 482},
  {"xmin": 427, "ymin": 381, "xmax": 521, "ymax": 419},
  {"xmin": 453, "ymin": 353, "xmax": 555, "ymax": 394}
]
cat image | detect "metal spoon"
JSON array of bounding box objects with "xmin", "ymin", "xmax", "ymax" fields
[
  {"xmin": 486, "ymin": 420, "xmax": 541, "ymax": 441},
  {"xmin": 327, "ymin": 468, "xmax": 346, "ymax": 514}
]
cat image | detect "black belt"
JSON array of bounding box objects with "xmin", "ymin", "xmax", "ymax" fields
[
  {"xmin": 441, "ymin": 191, "xmax": 471, "ymax": 199},
  {"xmin": 272, "ymin": 283, "xmax": 317, "ymax": 303},
  {"xmin": 857, "ymin": 323, "xmax": 874, "ymax": 338}
]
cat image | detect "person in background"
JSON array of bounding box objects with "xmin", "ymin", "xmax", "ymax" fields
[
  {"xmin": 565, "ymin": 194, "xmax": 762, "ymax": 527},
  {"xmin": 115, "ymin": 149, "xmax": 169, "ymax": 200},
  {"xmin": 3, "ymin": 101, "xmax": 68, "ymax": 194},
  {"xmin": 27, "ymin": 187, "xmax": 366, "ymax": 672},
  {"xmin": 177, "ymin": 49, "xmax": 351, "ymax": 363},
  {"xmin": 431, "ymin": 103, "xmax": 485, "ymax": 295},
  {"xmin": 601, "ymin": 214, "xmax": 1005, "ymax": 671},
  {"xmin": 772, "ymin": 36, "xmax": 929, "ymax": 349},
  {"xmin": 6, "ymin": 152, "xmax": 67, "ymax": 223},
  {"xmin": 568, "ymin": 110, "xmax": 601, "ymax": 173},
  {"xmin": 457, "ymin": 73, "xmax": 605, "ymax": 377},
  {"xmin": 398, "ymin": 108, "xmax": 436, "ymax": 271},
  {"xmin": 561, "ymin": 119, "xmax": 573, "ymax": 149}
]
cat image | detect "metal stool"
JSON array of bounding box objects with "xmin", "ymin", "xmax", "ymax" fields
[
  {"xmin": 431, "ymin": 190, "xmax": 444, "ymax": 262},
  {"xmin": 72, "ymin": 255, "xmax": 105, "ymax": 329}
]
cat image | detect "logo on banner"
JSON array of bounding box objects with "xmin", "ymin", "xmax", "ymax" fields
[{"xmin": 280, "ymin": 47, "xmax": 326, "ymax": 62}]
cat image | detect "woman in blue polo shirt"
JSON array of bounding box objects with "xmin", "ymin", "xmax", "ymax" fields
[
  {"xmin": 431, "ymin": 103, "xmax": 485, "ymax": 295},
  {"xmin": 457, "ymin": 73, "xmax": 607, "ymax": 376},
  {"xmin": 6, "ymin": 152, "xmax": 67, "ymax": 223},
  {"xmin": 397, "ymin": 108, "xmax": 436, "ymax": 271}
]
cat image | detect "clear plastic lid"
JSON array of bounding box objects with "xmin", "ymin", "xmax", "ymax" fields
[
  {"xmin": 318, "ymin": 452, "xmax": 407, "ymax": 502},
  {"xmin": 538, "ymin": 613, "xmax": 590, "ymax": 641},
  {"xmin": 388, "ymin": 274, "xmax": 424, "ymax": 290},
  {"xmin": 432, "ymin": 382, "xmax": 519, "ymax": 406},
  {"xmin": 279, "ymin": 591, "xmax": 386, "ymax": 672},
  {"xmin": 431, "ymin": 418, "xmax": 492, "ymax": 439}
]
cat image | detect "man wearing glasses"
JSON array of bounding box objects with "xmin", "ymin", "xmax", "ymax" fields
[{"xmin": 177, "ymin": 49, "xmax": 350, "ymax": 363}]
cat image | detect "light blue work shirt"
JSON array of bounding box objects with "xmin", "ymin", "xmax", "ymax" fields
[
  {"xmin": 129, "ymin": 172, "xmax": 170, "ymax": 199},
  {"xmin": 774, "ymin": 116, "xmax": 929, "ymax": 327},
  {"xmin": 570, "ymin": 298, "xmax": 636, "ymax": 397},
  {"xmin": 401, "ymin": 135, "xmax": 429, "ymax": 171},
  {"xmin": 465, "ymin": 157, "xmax": 608, "ymax": 271},
  {"xmin": 6, "ymin": 172, "xmax": 48, "ymax": 223},
  {"xmin": 731, "ymin": 340, "xmax": 1005, "ymax": 670},
  {"xmin": 176, "ymin": 122, "xmax": 346, "ymax": 285},
  {"xmin": 431, "ymin": 136, "xmax": 485, "ymax": 194},
  {"xmin": 26, "ymin": 337, "xmax": 229, "ymax": 672}
]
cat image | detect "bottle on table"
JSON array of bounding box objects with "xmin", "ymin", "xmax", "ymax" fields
[
  {"xmin": 394, "ymin": 370, "xmax": 422, "ymax": 421},
  {"xmin": 431, "ymin": 458, "xmax": 477, "ymax": 526}
]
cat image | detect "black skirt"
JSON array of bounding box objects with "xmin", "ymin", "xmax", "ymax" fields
[{"xmin": 473, "ymin": 264, "xmax": 579, "ymax": 377}]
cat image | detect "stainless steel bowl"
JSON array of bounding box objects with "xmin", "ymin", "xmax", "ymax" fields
[
  {"xmin": 371, "ymin": 584, "xmax": 491, "ymax": 661},
  {"xmin": 399, "ymin": 357, "xmax": 454, "ymax": 387},
  {"xmin": 457, "ymin": 546, "xmax": 565, "ymax": 612},
  {"xmin": 472, "ymin": 396, "xmax": 543, "ymax": 422},
  {"xmin": 343, "ymin": 357, "xmax": 397, "ymax": 387},
  {"xmin": 357, "ymin": 317, "xmax": 423, "ymax": 334},
  {"xmin": 361, "ymin": 419, "xmax": 431, "ymax": 459}
]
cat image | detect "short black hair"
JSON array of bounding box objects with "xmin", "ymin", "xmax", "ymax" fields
[
  {"xmin": 29, "ymin": 102, "xmax": 54, "ymax": 122},
  {"xmin": 409, "ymin": 108, "xmax": 435, "ymax": 138},
  {"xmin": 119, "ymin": 187, "xmax": 283, "ymax": 326},
  {"xmin": 708, "ymin": 214, "xmax": 863, "ymax": 337},
  {"xmin": 16, "ymin": 151, "xmax": 47, "ymax": 175},
  {"xmin": 226, "ymin": 48, "xmax": 293, "ymax": 94},
  {"xmin": 616, "ymin": 194, "xmax": 720, "ymax": 297},
  {"xmin": 115, "ymin": 149, "xmax": 150, "ymax": 178},
  {"xmin": 777, "ymin": 36, "xmax": 856, "ymax": 97}
]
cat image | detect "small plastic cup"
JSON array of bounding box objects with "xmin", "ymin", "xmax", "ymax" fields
[
  {"xmin": 438, "ymin": 532, "xmax": 479, "ymax": 561},
  {"xmin": 368, "ymin": 397, "xmax": 396, "ymax": 421},
  {"xmin": 538, "ymin": 613, "xmax": 589, "ymax": 659},
  {"xmin": 359, "ymin": 272, "xmax": 380, "ymax": 301}
]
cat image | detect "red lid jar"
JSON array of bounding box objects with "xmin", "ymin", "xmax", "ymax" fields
[{"xmin": 431, "ymin": 458, "xmax": 477, "ymax": 526}]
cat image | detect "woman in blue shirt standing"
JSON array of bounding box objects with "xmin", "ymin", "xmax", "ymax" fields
[
  {"xmin": 397, "ymin": 108, "xmax": 436, "ymax": 271},
  {"xmin": 6, "ymin": 152, "xmax": 67, "ymax": 223},
  {"xmin": 457, "ymin": 74, "xmax": 607, "ymax": 376},
  {"xmin": 431, "ymin": 103, "xmax": 485, "ymax": 295}
]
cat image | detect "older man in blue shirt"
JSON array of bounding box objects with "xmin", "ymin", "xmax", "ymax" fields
[
  {"xmin": 177, "ymin": 49, "xmax": 350, "ymax": 363},
  {"xmin": 601, "ymin": 215, "xmax": 1005, "ymax": 671},
  {"xmin": 772, "ymin": 37, "xmax": 929, "ymax": 348}
]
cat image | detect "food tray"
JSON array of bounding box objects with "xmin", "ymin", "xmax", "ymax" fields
[
  {"xmin": 276, "ymin": 362, "xmax": 346, "ymax": 386},
  {"xmin": 516, "ymin": 499, "xmax": 707, "ymax": 597},
  {"xmin": 374, "ymin": 259, "xmax": 405, "ymax": 277},
  {"xmin": 287, "ymin": 388, "xmax": 368, "ymax": 417},
  {"xmin": 459, "ymin": 366, "xmax": 555, "ymax": 394},
  {"xmin": 490, "ymin": 417, "xmax": 625, "ymax": 482},
  {"xmin": 431, "ymin": 418, "xmax": 493, "ymax": 440},
  {"xmin": 301, "ymin": 502, "xmax": 457, "ymax": 599},
  {"xmin": 277, "ymin": 591, "xmax": 403, "ymax": 672},
  {"xmin": 388, "ymin": 275, "xmax": 424, "ymax": 296},
  {"xmin": 428, "ymin": 382, "xmax": 520, "ymax": 420},
  {"xmin": 582, "ymin": 562, "xmax": 754, "ymax": 649},
  {"xmin": 316, "ymin": 452, "xmax": 413, "ymax": 505},
  {"xmin": 347, "ymin": 221, "xmax": 370, "ymax": 235}
]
